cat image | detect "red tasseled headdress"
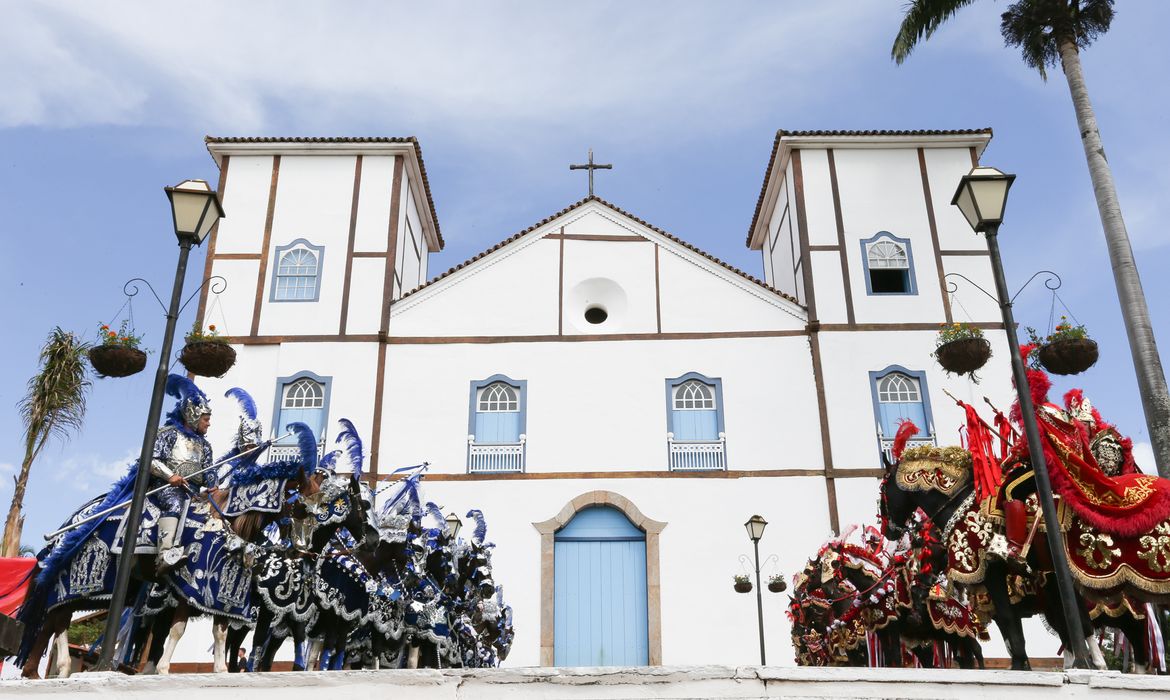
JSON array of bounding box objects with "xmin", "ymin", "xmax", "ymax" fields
[
  {"xmin": 1010, "ymin": 344, "xmax": 1052, "ymax": 425},
  {"xmin": 892, "ymin": 419, "xmax": 919, "ymax": 462}
]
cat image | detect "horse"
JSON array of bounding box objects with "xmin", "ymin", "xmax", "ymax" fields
[{"xmin": 878, "ymin": 446, "xmax": 1149, "ymax": 671}]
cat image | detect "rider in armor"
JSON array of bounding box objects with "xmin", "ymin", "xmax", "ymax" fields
[{"xmin": 151, "ymin": 375, "xmax": 215, "ymax": 572}]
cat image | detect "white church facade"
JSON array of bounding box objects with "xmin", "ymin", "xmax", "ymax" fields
[{"xmin": 189, "ymin": 129, "xmax": 1019, "ymax": 667}]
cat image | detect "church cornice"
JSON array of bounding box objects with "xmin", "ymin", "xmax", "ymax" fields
[
  {"xmin": 204, "ymin": 135, "xmax": 444, "ymax": 250},
  {"xmin": 746, "ymin": 127, "xmax": 994, "ymax": 249}
]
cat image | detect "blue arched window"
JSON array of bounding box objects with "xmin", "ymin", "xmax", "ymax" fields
[
  {"xmin": 665, "ymin": 373, "xmax": 724, "ymax": 441},
  {"xmin": 272, "ymin": 371, "xmax": 331, "ymax": 445},
  {"xmin": 860, "ymin": 232, "xmax": 916, "ymax": 296},
  {"xmin": 869, "ymin": 365, "xmax": 934, "ymax": 454},
  {"xmin": 554, "ymin": 506, "xmax": 648, "ymax": 666},
  {"xmin": 271, "ymin": 239, "xmax": 324, "ymax": 302}
]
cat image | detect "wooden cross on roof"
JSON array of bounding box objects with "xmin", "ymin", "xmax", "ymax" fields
[{"xmin": 569, "ymin": 148, "xmax": 612, "ymax": 197}]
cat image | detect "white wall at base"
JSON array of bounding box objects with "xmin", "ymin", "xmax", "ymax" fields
[
  {"xmin": 345, "ymin": 258, "xmax": 387, "ymax": 335},
  {"xmin": 353, "ymin": 156, "xmax": 396, "ymax": 253}
]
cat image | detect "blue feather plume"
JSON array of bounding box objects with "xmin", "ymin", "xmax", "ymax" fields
[
  {"xmin": 164, "ymin": 373, "xmax": 207, "ymax": 426},
  {"xmin": 319, "ymin": 449, "xmax": 340, "ymax": 473},
  {"xmin": 286, "ymin": 422, "xmax": 319, "ymax": 472},
  {"xmin": 425, "ymin": 502, "xmax": 444, "ymax": 528},
  {"xmin": 466, "ymin": 509, "xmax": 487, "ymax": 544},
  {"xmin": 334, "ymin": 418, "xmax": 364, "ymax": 481},
  {"xmin": 224, "ymin": 387, "xmax": 257, "ymax": 420}
]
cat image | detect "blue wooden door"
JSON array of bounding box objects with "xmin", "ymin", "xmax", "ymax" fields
[
  {"xmin": 278, "ymin": 405, "xmax": 326, "ymax": 443},
  {"xmin": 554, "ymin": 506, "xmax": 649, "ymax": 666}
]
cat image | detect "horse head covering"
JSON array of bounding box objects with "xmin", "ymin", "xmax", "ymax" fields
[
  {"xmin": 166, "ymin": 373, "xmax": 211, "ymax": 428},
  {"xmin": 225, "ymin": 387, "xmax": 264, "ymax": 448}
]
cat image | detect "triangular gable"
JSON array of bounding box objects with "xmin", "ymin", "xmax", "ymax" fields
[{"xmin": 392, "ymin": 196, "xmax": 806, "ymax": 323}]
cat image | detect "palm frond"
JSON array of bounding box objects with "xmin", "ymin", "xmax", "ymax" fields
[
  {"xmin": 18, "ymin": 328, "xmax": 91, "ymax": 446},
  {"xmin": 1001, "ymin": 0, "xmax": 1114, "ymax": 79},
  {"xmin": 892, "ymin": 0, "xmax": 979, "ymax": 64}
]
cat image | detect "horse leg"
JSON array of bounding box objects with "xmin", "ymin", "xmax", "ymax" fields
[
  {"xmin": 155, "ymin": 603, "xmax": 189, "ymax": 675},
  {"xmin": 211, "ymin": 617, "xmax": 229, "ymax": 673},
  {"xmin": 53, "ymin": 616, "xmax": 72, "ymax": 678},
  {"xmin": 291, "ymin": 621, "xmax": 308, "ymax": 671},
  {"xmin": 306, "ymin": 637, "xmax": 325, "ymax": 671},
  {"xmin": 22, "ymin": 608, "xmax": 65, "ymax": 679},
  {"xmin": 407, "ymin": 643, "xmax": 420, "ymax": 669},
  {"xmin": 1116, "ymin": 613, "xmax": 1152, "ymax": 674},
  {"xmin": 250, "ymin": 607, "xmax": 275, "ymax": 672},
  {"xmin": 141, "ymin": 608, "xmax": 174, "ymax": 675},
  {"xmin": 985, "ymin": 567, "xmax": 1030, "ymax": 671}
]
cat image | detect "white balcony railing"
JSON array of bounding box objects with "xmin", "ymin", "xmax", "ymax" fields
[
  {"xmin": 267, "ymin": 439, "xmax": 326, "ymax": 463},
  {"xmin": 667, "ymin": 432, "xmax": 727, "ymax": 471},
  {"xmin": 467, "ymin": 435, "xmax": 526, "ymax": 473},
  {"xmin": 876, "ymin": 425, "xmax": 937, "ymax": 465}
]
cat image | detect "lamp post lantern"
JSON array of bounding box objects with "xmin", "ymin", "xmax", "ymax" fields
[
  {"xmin": 446, "ymin": 512, "xmax": 463, "ymax": 540},
  {"xmin": 744, "ymin": 515, "xmax": 768, "ymax": 665},
  {"xmin": 950, "ymin": 166, "xmax": 1090, "ymax": 668},
  {"xmin": 95, "ymin": 180, "xmax": 224, "ymax": 670}
]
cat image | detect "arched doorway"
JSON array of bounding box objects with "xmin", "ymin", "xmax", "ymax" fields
[
  {"xmin": 534, "ymin": 491, "xmax": 666, "ymax": 666},
  {"xmin": 554, "ymin": 506, "xmax": 648, "ymax": 666}
]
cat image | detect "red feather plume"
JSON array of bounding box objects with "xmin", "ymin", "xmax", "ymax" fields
[{"xmin": 892, "ymin": 419, "xmax": 920, "ymax": 462}]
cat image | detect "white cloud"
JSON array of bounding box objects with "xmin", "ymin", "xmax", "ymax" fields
[
  {"xmin": 0, "ymin": 1, "xmax": 891, "ymax": 139},
  {"xmin": 54, "ymin": 449, "xmax": 137, "ymax": 493}
]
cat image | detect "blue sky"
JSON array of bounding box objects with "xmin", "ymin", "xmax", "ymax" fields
[{"xmin": 2, "ymin": 1, "xmax": 1168, "ymax": 547}]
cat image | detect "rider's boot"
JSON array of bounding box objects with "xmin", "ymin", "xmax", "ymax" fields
[{"xmin": 156, "ymin": 517, "xmax": 187, "ymax": 574}]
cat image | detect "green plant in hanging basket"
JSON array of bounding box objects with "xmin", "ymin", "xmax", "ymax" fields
[
  {"xmin": 733, "ymin": 574, "xmax": 753, "ymax": 593},
  {"xmin": 934, "ymin": 322, "xmax": 991, "ymax": 377},
  {"xmin": 87, "ymin": 321, "xmax": 147, "ymax": 378},
  {"xmin": 179, "ymin": 322, "xmax": 236, "ymax": 378},
  {"xmin": 767, "ymin": 574, "xmax": 787, "ymax": 593},
  {"xmin": 1028, "ymin": 318, "xmax": 1098, "ymax": 375}
]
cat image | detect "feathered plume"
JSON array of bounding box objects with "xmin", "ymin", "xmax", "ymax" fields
[
  {"xmin": 318, "ymin": 449, "xmax": 340, "ymax": 472},
  {"xmin": 334, "ymin": 418, "xmax": 365, "ymax": 481},
  {"xmin": 466, "ymin": 508, "xmax": 487, "ymax": 545},
  {"xmin": 1010, "ymin": 344, "xmax": 1052, "ymax": 425},
  {"xmin": 426, "ymin": 501, "xmax": 445, "ymax": 529},
  {"xmin": 286, "ymin": 422, "xmax": 319, "ymax": 473},
  {"xmin": 224, "ymin": 387, "xmax": 257, "ymax": 420},
  {"xmin": 164, "ymin": 373, "xmax": 207, "ymax": 426},
  {"xmin": 891, "ymin": 419, "xmax": 919, "ymax": 462}
]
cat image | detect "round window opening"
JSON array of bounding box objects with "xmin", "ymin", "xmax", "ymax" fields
[{"xmin": 584, "ymin": 306, "xmax": 608, "ymax": 325}]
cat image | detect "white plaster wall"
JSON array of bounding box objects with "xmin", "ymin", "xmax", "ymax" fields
[
  {"xmin": 390, "ymin": 237, "xmax": 561, "ymax": 337},
  {"xmin": 381, "ymin": 336, "xmax": 824, "ymax": 474},
  {"xmin": 214, "ymin": 155, "xmax": 273, "ymax": 255},
  {"xmin": 563, "ymin": 212, "xmax": 640, "ymax": 237},
  {"xmin": 353, "ymin": 155, "xmax": 396, "ymax": 253},
  {"xmin": 943, "ymin": 255, "xmax": 1002, "ymax": 322},
  {"xmin": 766, "ymin": 185, "xmax": 798, "ymax": 300},
  {"xmin": 798, "ymin": 150, "xmax": 837, "ymax": 247},
  {"xmin": 423, "ymin": 476, "xmax": 834, "ymax": 667},
  {"xmin": 831, "ymin": 148, "xmax": 945, "ymax": 325},
  {"xmin": 345, "ymin": 257, "xmax": 387, "ymax": 335},
  {"xmin": 199, "ymin": 341, "xmax": 379, "ymax": 449},
  {"xmin": 561, "ymin": 239, "xmax": 657, "ymax": 335},
  {"xmin": 258, "ymin": 156, "xmax": 356, "ymax": 337},
  {"xmin": 924, "ymin": 148, "xmax": 986, "ymax": 252},
  {"xmin": 207, "ymin": 259, "xmax": 259, "ymax": 337},
  {"xmin": 657, "ymin": 250, "xmax": 804, "ymax": 333},
  {"xmin": 816, "ymin": 329, "xmax": 1016, "ymax": 471},
  {"xmin": 809, "ymin": 250, "xmax": 848, "ymax": 324}
]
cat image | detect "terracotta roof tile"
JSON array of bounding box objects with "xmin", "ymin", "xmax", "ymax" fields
[
  {"xmin": 398, "ymin": 195, "xmax": 802, "ymax": 308},
  {"xmin": 745, "ymin": 128, "xmax": 993, "ymax": 247},
  {"xmin": 204, "ymin": 136, "xmax": 444, "ymax": 250}
]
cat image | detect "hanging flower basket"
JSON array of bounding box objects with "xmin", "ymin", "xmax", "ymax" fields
[
  {"xmin": 180, "ymin": 323, "xmax": 235, "ymax": 377},
  {"xmin": 733, "ymin": 576, "xmax": 753, "ymax": 594},
  {"xmin": 179, "ymin": 341, "xmax": 236, "ymax": 377},
  {"xmin": 89, "ymin": 321, "xmax": 147, "ymax": 378},
  {"xmin": 767, "ymin": 578, "xmax": 787, "ymax": 594},
  {"xmin": 88, "ymin": 345, "xmax": 146, "ymax": 378},
  {"xmin": 1038, "ymin": 338, "xmax": 1099, "ymax": 376},
  {"xmin": 935, "ymin": 337, "xmax": 991, "ymax": 375}
]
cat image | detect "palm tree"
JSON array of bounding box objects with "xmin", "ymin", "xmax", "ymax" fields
[
  {"xmin": 893, "ymin": 0, "xmax": 1170, "ymax": 478},
  {"xmin": 2, "ymin": 328, "xmax": 91, "ymax": 557}
]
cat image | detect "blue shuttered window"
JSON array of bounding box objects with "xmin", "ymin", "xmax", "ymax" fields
[
  {"xmin": 474, "ymin": 382, "xmax": 521, "ymax": 444},
  {"xmin": 874, "ymin": 371, "xmax": 927, "ymax": 436},
  {"xmin": 555, "ymin": 506, "xmax": 649, "ymax": 667},
  {"xmin": 274, "ymin": 374, "xmax": 331, "ymax": 444},
  {"xmin": 670, "ymin": 380, "xmax": 718, "ymax": 441}
]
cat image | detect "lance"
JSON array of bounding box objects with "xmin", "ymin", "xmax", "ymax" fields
[
  {"xmin": 44, "ymin": 432, "xmax": 293, "ymax": 540},
  {"xmin": 941, "ymin": 389, "xmax": 1017, "ymax": 447}
]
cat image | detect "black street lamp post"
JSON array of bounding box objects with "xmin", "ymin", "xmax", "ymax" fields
[
  {"xmin": 744, "ymin": 514, "xmax": 768, "ymax": 665},
  {"xmin": 951, "ymin": 166, "xmax": 1090, "ymax": 668},
  {"xmin": 95, "ymin": 180, "xmax": 224, "ymax": 671}
]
